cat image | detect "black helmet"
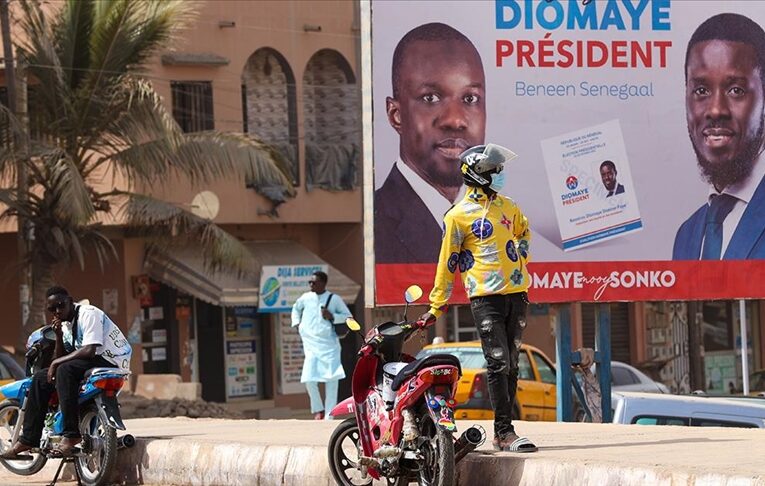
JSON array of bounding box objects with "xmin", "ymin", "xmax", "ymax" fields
[{"xmin": 459, "ymin": 144, "xmax": 517, "ymax": 189}]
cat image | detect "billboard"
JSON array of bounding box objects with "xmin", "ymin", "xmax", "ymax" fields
[{"xmin": 369, "ymin": 0, "xmax": 765, "ymax": 304}]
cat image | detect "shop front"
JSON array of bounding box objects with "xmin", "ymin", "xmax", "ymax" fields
[{"xmin": 142, "ymin": 240, "xmax": 360, "ymax": 406}]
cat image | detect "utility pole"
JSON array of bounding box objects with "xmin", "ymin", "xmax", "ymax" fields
[{"xmin": 1, "ymin": 0, "xmax": 31, "ymax": 347}]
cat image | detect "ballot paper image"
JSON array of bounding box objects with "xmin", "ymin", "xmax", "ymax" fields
[{"xmin": 541, "ymin": 120, "xmax": 642, "ymax": 251}]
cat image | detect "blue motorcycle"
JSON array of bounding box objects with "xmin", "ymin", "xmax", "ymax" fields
[{"xmin": 0, "ymin": 325, "xmax": 134, "ymax": 486}]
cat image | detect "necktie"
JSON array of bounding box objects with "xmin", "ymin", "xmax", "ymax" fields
[{"xmin": 701, "ymin": 194, "xmax": 738, "ymax": 260}]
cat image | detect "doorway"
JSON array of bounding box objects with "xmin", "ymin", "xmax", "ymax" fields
[{"xmin": 196, "ymin": 300, "xmax": 225, "ymax": 402}]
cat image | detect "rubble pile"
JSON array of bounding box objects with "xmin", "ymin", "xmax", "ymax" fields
[{"xmin": 120, "ymin": 394, "xmax": 244, "ymax": 420}]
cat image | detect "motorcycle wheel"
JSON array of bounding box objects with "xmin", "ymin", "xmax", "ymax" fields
[
  {"xmin": 328, "ymin": 417, "xmax": 406, "ymax": 486},
  {"xmin": 75, "ymin": 403, "xmax": 117, "ymax": 486},
  {"xmin": 0, "ymin": 399, "xmax": 47, "ymax": 475},
  {"xmin": 418, "ymin": 415, "xmax": 455, "ymax": 486}
]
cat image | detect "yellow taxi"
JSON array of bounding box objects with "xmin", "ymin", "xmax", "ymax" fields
[{"xmin": 416, "ymin": 341, "xmax": 557, "ymax": 421}]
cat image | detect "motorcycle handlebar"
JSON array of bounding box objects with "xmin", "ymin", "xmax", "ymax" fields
[
  {"xmin": 358, "ymin": 320, "xmax": 425, "ymax": 355},
  {"xmin": 25, "ymin": 344, "xmax": 40, "ymax": 360}
]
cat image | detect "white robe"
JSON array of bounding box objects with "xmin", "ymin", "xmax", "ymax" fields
[{"xmin": 291, "ymin": 291, "xmax": 351, "ymax": 383}]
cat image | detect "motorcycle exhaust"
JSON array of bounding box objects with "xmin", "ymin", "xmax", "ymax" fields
[
  {"xmin": 117, "ymin": 434, "xmax": 135, "ymax": 450},
  {"xmin": 454, "ymin": 425, "xmax": 485, "ymax": 464}
]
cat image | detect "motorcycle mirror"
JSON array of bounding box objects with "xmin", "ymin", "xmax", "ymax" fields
[
  {"xmin": 346, "ymin": 318, "xmax": 361, "ymax": 332},
  {"xmin": 404, "ymin": 285, "xmax": 423, "ymax": 303}
]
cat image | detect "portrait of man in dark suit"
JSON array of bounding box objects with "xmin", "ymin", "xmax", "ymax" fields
[
  {"xmin": 673, "ymin": 13, "xmax": 765, "ymax": 260},
  {"xmin": 374, "ymin": 23, "xmax": 486, "ymax": 264},
  {"xmin": 600, "ymin": 160, "xmax": 625, "ymax": 197}
]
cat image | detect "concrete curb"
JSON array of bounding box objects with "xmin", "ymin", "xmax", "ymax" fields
[
  {"xmin": 108, "ymin": 438, "xmax": 765, "ymax": 486},
  {"xmin": 458, "ymin": 452, "xmax": 765, "ymax": 486}
]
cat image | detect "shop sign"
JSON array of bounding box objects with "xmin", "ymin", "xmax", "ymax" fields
[{"xmin": 258, "ymin": 264, "xmax": 328, "ymax": 313}]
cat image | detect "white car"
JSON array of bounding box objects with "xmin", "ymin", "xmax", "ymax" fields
[
  {"xmin": 612, "ymin": 391, "xmax": 765, "ymax": 428},
  {"xmin": 591, "ymin": 361, "xmax": 670, "ymax": 394}
]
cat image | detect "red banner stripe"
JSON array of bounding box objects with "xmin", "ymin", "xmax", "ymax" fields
[{"xmin": 375, "ymin": 261, "xmax": 765, "ymax": 305}]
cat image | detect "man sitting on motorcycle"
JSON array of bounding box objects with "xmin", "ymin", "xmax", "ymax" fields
[
  {"xmin": 0, "ymin": 286, "xmax": 132, "ymax": 459},
  {"xmin": 419, "ymin": 144, "xmax": 538, "ymax": 453}
]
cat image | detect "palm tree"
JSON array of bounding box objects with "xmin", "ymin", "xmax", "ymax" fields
[{"xmin": 0, "ymin": 0, "xmax": 295, "ymax": 344}]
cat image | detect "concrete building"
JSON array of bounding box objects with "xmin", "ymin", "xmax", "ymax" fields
[{"xmin": 0, "ymin": 0, "xmax": 363, "ymax": 415}]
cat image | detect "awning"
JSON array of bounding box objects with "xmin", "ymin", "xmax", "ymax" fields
[{"xmin": 144, "ymin": 240, "xmax": 360, "ymax": 307}]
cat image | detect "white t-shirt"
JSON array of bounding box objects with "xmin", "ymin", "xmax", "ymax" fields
[{"xmin": 65, "ymin": 304, "xmax": 132, "ymax": 370}]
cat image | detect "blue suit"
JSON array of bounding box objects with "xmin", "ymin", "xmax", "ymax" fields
[
  {"xmin": 673, "ymin": 175, "xmax": 765, "ymax": 260},
  {"xmin": 606, "ymin": 183, "xmax": 625, "ymax": 197}
]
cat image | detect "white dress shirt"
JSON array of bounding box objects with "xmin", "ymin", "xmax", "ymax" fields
[
  {"xmin": 396, "ymin": 159, "xmax": 465, "ymax": 227},
  {"xmin": 707, "ymin": 153, "xmax": 765, "ymax": 257}
]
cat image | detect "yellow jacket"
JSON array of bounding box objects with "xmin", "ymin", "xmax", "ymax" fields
[{"xmin": 428, "ymin": 187, "xmax": 531, "ymax": 318}]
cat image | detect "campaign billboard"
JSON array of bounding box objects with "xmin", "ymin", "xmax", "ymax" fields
[{"xmin": 369, "ymin": 0, "xmax": 765, "ymax": 304}]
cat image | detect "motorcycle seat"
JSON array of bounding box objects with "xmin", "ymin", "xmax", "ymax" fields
[
  {"xmin": 82, "ymin": 367, "xmax": 122, "ymax": 381},
  {"xmin": 390, "ymin": 354, "xmax": 461, "ymax": 391}
]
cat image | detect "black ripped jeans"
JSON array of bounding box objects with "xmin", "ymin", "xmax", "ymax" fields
[{"xmin": 470, "ymin": 292, "xmax": 528, "ymax": 438}]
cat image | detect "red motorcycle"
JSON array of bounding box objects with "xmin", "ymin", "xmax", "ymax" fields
[{"xmin": 327, "ymin": 286, "xmax": 484, "ymax": 486}]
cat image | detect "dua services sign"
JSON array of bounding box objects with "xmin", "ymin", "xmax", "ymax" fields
[{"xmin": 258, "ymin": 264, "xmax": 328, "ymax": 313}]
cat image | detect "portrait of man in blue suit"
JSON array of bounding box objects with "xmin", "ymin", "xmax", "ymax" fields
[
  {"xmin": 673, "ymin": 13, "xmax": 765, "ymax": 261},
  {"xmin": 600, "ymin": 160, "xmax": 625, "ymax": 198},
  {"xmin": 374, "ymin": 23, "xmax": 486, "ymax": 264}
]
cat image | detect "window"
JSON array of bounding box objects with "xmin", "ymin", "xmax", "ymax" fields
[
  {"xmin": 691, "ymin": 418, "xmax": 758, "ymax": 428},
  {"xmin": 612, "ymin": 365, "xmax": 639, "ymax": 386},
  {"xmin": 702, "ymin": 301, "xmax": 733, "ymax": 351},
  {"xmin": 633, "ymin": 415, "xmax": 689, "ymax": 426},
  {"xmin": 532, "ymin": 351, "xmax": 556, "ymax": 384},
  {"xmin": 302, "ymin": 49, "xmax": 360, "ymax": 191},
  {"xmin": 241, "ymin": 48, "xmax": 299, "ymax": 184},
  {"xmin": 171, "ymin": 81, "xmax": 214, "ymax": 133},
  {"xmin": 518, "ymin": 352, "xmax": 534, "ymax": 381},
  {"xmin": 417, "ymin": 347, "xmax": 486, "ymax": 369}
]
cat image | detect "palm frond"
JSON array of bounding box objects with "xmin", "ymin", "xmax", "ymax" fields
[
  {"xmin": 0, "ymin": 188, "xmax": 34, "ymax": 221},
  {"xmin": 54, "ymin": 0, "xmax": 94, "ymax": 90},
  {"xmin": 77, "ymin": 1, "xmax": 194, "ymax": 126},
  {"xmin": 45, "ymin": 151, "xmax": 95, "ymax": 224},
  {"xmin": 121, "ymin": 192, "xmax": 256, "ymax": 276},
  {"xmin": 31, "ymin": 220, "xmax": 116, "ymax": 271},
  {"xmin": 111, "ymin": 131, "xmax": 295, "ymax": 195},
  {"xmin": 17, "ymin": 0, "xmax": 73, "ymax": 133},
  {"xmin": 0, "ymin": 104, "xmax": 30, "ymax": 181}
]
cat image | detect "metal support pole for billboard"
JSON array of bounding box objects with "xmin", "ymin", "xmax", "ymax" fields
[
  {"xmin": 596, "ymin": 304, "xmax": 612, "ymax": 423},
  {"xmin": 555, "ymin": 305, "xmax": 574, "ymax": 422},
  {"xmin": 739, "ymin": 300, "xmax": 750, "ymax": 395},
  {"xmin": 687, "ymin": 301, "xmax": 705, "ymax": 391},
  {"xmin": 359, "ymin": 0, "xmax": 375, "ymax": 310}
]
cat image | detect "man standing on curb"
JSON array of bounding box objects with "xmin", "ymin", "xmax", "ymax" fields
[
  {"xmin": 291, "ymin": 271, "xmax": 352, "ymax": 420},
  {"xmin": 418, "ymin": 144, "xmax": 538, "ymax": 453}
]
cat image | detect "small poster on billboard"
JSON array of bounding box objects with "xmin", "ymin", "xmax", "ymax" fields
[{"xmin": 541, "ymin": 119, "xmax": 642, "ymax": 251}]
